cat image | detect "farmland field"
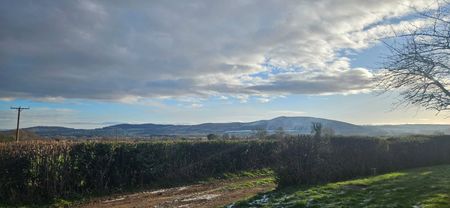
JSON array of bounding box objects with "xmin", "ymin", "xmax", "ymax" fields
[{"xmin": 232, "ymin": 165, "xmax": 450, "ymax": 208}]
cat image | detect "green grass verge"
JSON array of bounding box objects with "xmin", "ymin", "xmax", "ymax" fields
[
  {"xmin": 230, "ymin": 165, "xmax": 450, "ymax": 208},
  {"xmin": 223, "ymin": 177, "xmax": 275, "ymax": 191},
  {"xmin": 219, "ymin": 168, "xmax": 274, "ymax": 180}
]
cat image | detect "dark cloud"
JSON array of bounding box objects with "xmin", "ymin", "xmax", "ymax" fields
[{"xmin": 248, "ymin": 69, "xmax": 373, "ymax": 95}]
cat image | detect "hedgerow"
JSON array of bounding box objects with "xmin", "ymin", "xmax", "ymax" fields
[
  {"xmin": 0, "ymin": 140, "xmax": 276, "ymax": 204},
  {"xmin": 275, "ymin": 135, "xmax": 450, "ymax": 186},
  {"xmin": 2, "ymin": 135, "xmax": 450, "ymax": 205}
]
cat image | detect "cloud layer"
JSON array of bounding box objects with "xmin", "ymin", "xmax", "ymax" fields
[{"xmin": 0, "ymin": 0, "xmax": 435, "ymax": 102}]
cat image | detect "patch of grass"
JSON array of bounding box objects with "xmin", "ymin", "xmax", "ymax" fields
[
  {"xmin": 200, "ymin": 168, "xmax": 274, "ymax": 184},
  {"xmin": 224, "ymin": 177, "xmax": 276, "ymax": 191},
  {"xmin": 231, "ymin": 165, "xmax": 450, "ymax": 208},
  {"xmin": 220, "ymin": 168, "xmax": 274, "ymax": 180}
]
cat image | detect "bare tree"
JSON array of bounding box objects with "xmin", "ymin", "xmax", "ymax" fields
[
  {"xmin": 311, "ymin": 122, "xmax": 322, "ymax": 138},
  {"xmin": 378, "ymin": 1, "xmax": 450, "ymax": 112}
]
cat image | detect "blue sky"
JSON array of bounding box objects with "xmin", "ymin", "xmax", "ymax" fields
[{"xmin": 1, "ymin": 0, "xmax": 449, "ymax": 129}]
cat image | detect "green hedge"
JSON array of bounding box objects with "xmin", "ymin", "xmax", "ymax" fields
[
  {"xmin": 275, "ymin": 135, "xmax": 450, "ymax": 186},
  {"xmin": 0, "ymin": 140, "xmax": 276, "ymax": 204},
  {"xmin": 3, "ymin": 136, "xmax": 450, "ymax": 204}
]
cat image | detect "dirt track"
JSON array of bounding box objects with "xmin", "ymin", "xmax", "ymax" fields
[{"xmin": 76, "ymin": 177, "xmax": 275, "ymax": 208}]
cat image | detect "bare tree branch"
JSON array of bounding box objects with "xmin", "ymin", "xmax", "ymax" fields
[{"xmin": 378, "ymin": 1, "xmax": 450, "ymax": 112}]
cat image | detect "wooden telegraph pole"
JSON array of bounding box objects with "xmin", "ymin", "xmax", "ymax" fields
[{"xmin": 10, "ymin": 106, "xmax": 29, "ymax": 142}]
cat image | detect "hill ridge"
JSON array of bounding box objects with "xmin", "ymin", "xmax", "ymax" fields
[{"xmin": 3, "ymin": 116, "xmax": 449, "ymax": 137}]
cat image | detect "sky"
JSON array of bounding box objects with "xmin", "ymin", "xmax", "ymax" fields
[{"xmin": 1, "ymin": 0, "xmax": 449, "ymax": 129}]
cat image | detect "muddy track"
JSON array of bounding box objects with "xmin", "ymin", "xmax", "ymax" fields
[{"xmin": 76, "ymin": 177, "xmax": 275, "ymax": 208}]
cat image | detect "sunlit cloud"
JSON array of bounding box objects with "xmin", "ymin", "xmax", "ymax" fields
[{"xmin": 0, "ymin": 0, "xmax": 437, "ymax": 103}]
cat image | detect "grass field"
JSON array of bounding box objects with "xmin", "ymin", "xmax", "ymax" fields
[{"xmin": 231, "ymin": 165, "xmax": 450, "ymax": 208}]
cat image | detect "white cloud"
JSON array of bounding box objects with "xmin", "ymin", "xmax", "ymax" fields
[
  {"xmin": 0, "ymin": 107, "xmax": 79, "ymax": 129},
  {"xmin": 190, "ymin": 103, "xmax": 203, "ymax": 108},
  {"xmin": 269, "ymin": 110, "xmax": 306, "ymax": 116},
  {"xmin": 0, "ymin": 97, "xmax": 14, "ymax": 101},
  {"xmin": 0, "ymin": 0, "xmax": 439, "ymax": 102},
  {"xmin": 218, "ymin": 95, "xmax": 228, "ymax": 100}
]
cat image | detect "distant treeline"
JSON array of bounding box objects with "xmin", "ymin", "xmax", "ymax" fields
[
  {"xmin": 0, "ymin": 130, "xmax": 40, "ymax": 142},
  {"xmin": 1, "ymin": 135, "xmax": 450, "ymax": 205}
]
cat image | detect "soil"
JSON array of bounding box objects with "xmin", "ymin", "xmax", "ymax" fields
[{"xmin": 76, "ymin": 177, "xmax": 275, "ymax": 208}]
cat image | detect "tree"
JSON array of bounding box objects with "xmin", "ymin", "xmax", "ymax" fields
[
  {"xmin": 378, "ymin": 1, "xmax": 450, "ymax": 112},
  {"xmin": 207, "ymin": 133, "xmax": 219, "ymax": 140},
  {"xmin": 311, "ymin": 122, "xmax": 322, "ymax": 138}
]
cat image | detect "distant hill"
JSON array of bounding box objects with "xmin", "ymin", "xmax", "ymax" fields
[
  {"xmin": 3, "ymin": 116, "xmax": 449, "ymax": 138},
  {"xmin": 99, "ymin": 116, "xmax": 379, "ymax": 136},
  {"xmin": 366, "ymin": 124, "xmax": 450, "ymax": 136}
]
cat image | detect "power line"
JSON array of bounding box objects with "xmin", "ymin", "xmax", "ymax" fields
[{"xmin": 10, "ymin": 106, "xmax": 30, "ymax": 142}]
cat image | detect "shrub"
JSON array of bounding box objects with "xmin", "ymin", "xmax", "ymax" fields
[{"xmin": 207, "ymin": 133, "xmax": 220, "ymax": 140}]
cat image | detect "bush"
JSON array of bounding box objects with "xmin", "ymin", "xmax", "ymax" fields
[
  {"xmin": 275, "ymin": 135, "xmax": 450, "ymax": 187},
  {"xmin": 207, "ymin": 133, "xmax": 220, "ymax": 140},
  {"xmin": 0, "ymin": 140, "xmax": 277, "ymax": 204}
]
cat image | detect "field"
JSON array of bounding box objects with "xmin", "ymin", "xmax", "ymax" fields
[{"xmin": 232, "ymin": 165, "xmax": 450, "ymax": 208}]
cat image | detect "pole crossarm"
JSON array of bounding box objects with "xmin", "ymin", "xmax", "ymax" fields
[{"xmin": 10, "ymin": 107, "xmax": 30, "ymax": 111}]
